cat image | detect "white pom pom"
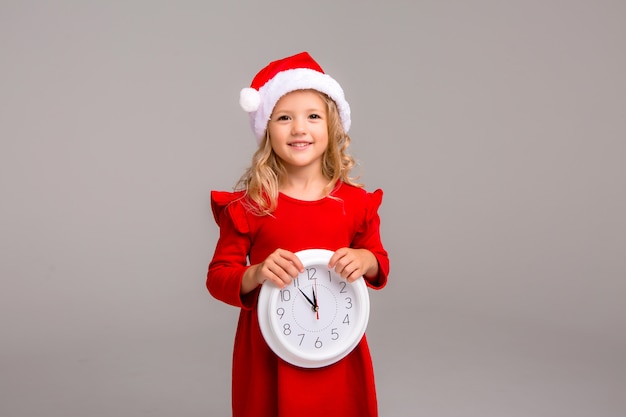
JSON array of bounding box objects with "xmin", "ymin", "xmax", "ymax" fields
[{"xmin": 240, "ymin": 87, "xmax": 260, "ymax": 112}]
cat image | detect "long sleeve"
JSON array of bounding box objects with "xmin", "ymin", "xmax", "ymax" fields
[
  {"xmin": 352, "ymin": 189, "xmax": 390, "ymax": 289},
  {"xmin": 206, "ymin": 191, "xmax": 255, "ymax": 309}
]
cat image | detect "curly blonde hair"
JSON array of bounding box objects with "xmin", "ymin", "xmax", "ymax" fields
[{"xmin": 235, "ymin": 90, "xmax": 362, "ymax": 215}]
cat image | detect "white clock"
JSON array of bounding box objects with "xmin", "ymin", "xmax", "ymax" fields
[{"xmin": 257, "ymin": 249, "xmax": 370, "ymax": 368}]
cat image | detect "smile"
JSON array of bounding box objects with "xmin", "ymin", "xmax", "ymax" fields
[{"xmin": 288, "ymin": 142, "xmax": 312, "ymax": 148}]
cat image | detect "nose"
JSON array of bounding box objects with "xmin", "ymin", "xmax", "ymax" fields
[{"xmin": 291, "ymin": 118, "xmax": 306, "ymax": 135}]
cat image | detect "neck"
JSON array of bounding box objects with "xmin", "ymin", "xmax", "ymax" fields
[{"xmin": 279, "ymin": 174, "xmax": 329, "ymax": 201}]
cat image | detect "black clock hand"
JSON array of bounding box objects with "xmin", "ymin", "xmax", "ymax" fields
[
  {"xmin": 312, "ymin": 284, "xmax": 319, "ymax": 320},
  {"xmin": 298, "ymin": 289, "xmax": 318, "ymax": 312}
]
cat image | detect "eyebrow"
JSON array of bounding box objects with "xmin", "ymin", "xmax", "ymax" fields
[{"xmin": 273, "ymin": 106, "xmax": 326, "ymax": 114}]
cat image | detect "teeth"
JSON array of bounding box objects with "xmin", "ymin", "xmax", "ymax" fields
[{"xmin": 290, "ymin": 143, "xmax": 309, "ymax": 147}]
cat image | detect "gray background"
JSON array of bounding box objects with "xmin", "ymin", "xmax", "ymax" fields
[{"xmin": 1, "ymin": 1, "xmax": 624, "ymax": 416}]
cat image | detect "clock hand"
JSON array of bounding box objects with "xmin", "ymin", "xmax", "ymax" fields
[
  {"xmin": 312, "ymin": 283, "xmax": 319, "ymax": 320},
  {"xmin": 298, "ymin": 289, "xmax": 318, "ymax": 313}
]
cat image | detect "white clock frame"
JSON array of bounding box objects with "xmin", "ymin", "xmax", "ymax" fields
[{"xmin": 257, "ymin": 249, "xmax": 370, "ymax": 368}]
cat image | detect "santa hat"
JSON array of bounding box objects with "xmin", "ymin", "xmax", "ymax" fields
[{"xmin": 239, "ymin": 51, "xmax": 351, "ymax": 143}]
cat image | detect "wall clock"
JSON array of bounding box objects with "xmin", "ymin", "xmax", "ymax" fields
[{"xmin": 257, "ymin": 249, "xmax": 370, "ymax": 368}]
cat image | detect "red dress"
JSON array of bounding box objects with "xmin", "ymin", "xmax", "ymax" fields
[{"xmin": 207, "ymin": 182, "xmax": 390, "ymax": 417}]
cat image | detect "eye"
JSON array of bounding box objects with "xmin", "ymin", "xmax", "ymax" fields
[
  {"xmin": 309, "ymin": 114, "xmax": 322, "ymax": 120},
  {"xmin": 275, "ymin": 115, "xmax": 290, "ymax": 121}
]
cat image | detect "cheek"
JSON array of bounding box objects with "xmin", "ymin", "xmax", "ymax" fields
[
  {"xmin": 267, "ymin": 125, "xmax": 277, "ymax": 140},
  {"xmin": 319, "ymin": 134, "xmax": 330, "ymax": 150},
  {"xmin": 312, "ymin": 126, "xmax": 329, "ymax": 142},
  {"xmin": 267, "ymin": 129, "xmax": 282, "ymax": 148},
  {"xmin": 268, "ymin": 124, "xmax": 289, "ymax": 140}
]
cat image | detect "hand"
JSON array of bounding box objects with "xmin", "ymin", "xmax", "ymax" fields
[
  {"xmin": 241, "ymin": 249, "xmax": 304, "ymax": 294},
  {"xmin": 328, "ymin": 248, "xmax": 379, "ymax": 283}
]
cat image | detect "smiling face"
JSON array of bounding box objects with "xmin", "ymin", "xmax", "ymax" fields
[{"xmin": 267, "ymin": 89, "xmax": 329, "ymax": 178}]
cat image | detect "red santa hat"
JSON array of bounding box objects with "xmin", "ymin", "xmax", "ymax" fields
[{"xmin": 239, "ymin": 51, "xmax": 351, "ymax": 143}]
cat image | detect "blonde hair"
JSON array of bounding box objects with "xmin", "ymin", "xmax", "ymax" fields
[{"xmin": 235, "ymin": 91, "xmax": 362, "ymax": 215}]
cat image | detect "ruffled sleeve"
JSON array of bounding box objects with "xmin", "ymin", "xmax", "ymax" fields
[
  {"xmin": 210, "ymin": 190, "xmax": 249, "ymax": 234},
  {"xmin": 360, "ymin": 189, "xmax": 383, "ymax": 233},
  {"xmin": 354, "ymin": 188, "xmax": 389, "ymax": 289},
  {"xmin": 207, "ymin": 190, "xmax": 255, "ymax": 309}
]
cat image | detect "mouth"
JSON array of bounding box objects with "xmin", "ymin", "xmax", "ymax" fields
[{"xmin": 288, "ymin": 142, "xmax": 312, "ymax": 148}]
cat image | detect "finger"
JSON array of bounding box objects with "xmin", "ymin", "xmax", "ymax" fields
[
  {"xmin": 271, "ymin": 266, "xmax": 298, "ymax": 288},
  {"xmin": 259, "ymin": 254, "xmax": 295, "ymax": 285},
  {"xmin": 346, "ymin": 267, "xmax": 363, "ymax": 282},
  {"xmin": 329, "ymin": 248, "xmax": 348, "ymax": 269},
  {"xmin": 345, "ymin": 265, "xmax": 359, "ymax": 280},
  {"xmin": 274, "ymin": 249, "xmax": 304, "ymax": 274},
  {"xmin": 337, "ymin": 259, "xmax": 351, "ymax": 279},
  {"xmin": 288, "ymin": 252, "xmax": 305, "ymax": 273},
  {"xmin": 259, "ymin": 263, "xmax": 287, "ymax": 288},
  {"xmin": 335, "ymin": 255, "xmax": 357, "ymax": 278},
  {"xmin": 274, "ymin": 254, "xmax": 302, "ymax": 279},
  {"xmin": 343, "ymin": 260, "xmax": 364, "ymax": 281}
]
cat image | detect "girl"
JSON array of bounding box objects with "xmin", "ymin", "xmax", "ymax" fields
[{"xmin": 207, "ymin": 52, "xmax": 390, "ymax": 417}]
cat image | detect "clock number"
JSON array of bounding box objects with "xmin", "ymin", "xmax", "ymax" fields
[
  {"xmin": 314, "ymin": 337, "xmax": 323, "ymax": 349},
  {"xmin": 283, "ymin": 323, "xmax": 292, "ymax": 335},
  {"xmin": 297, "ymin": 333, "xmax": 305, "ymax": 346},
  {"xmin": 327, "ymin": 270, "xmax": 332, "ymax": 282},
  {"xmin": 345, "ymin": 297, "xmax": 352, "ymax": 309},
  {"xmin": 343, "ymin": 314, "xmax": 350, "ymax": 326},
  {"xmin": 276, "ymin": 307, "xmax": 285, "ymax": 320},
  {"xmin": 339, "ymin": 281, "xmax": 347, "ymax": 294},
  {"xmin": 306, "ymin": 267, "xmax": 317, "ymax": 280},
  {"xmin": 331, "ymin": 328, "xmax": 339, "ymax": 340},
  {"xmin": 280, "ymin": 289, "xmax": 291, "ymax": 302},
  {"xmin": 292, "ymin": 277, "xmax": 300, "ymax": 288}
]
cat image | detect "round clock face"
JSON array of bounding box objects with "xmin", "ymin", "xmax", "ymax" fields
[{"xmin": 257, "ymin": 249, "xmax": 370, "ymax": 368}]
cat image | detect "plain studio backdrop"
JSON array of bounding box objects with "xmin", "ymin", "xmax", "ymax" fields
[{"xmin": 1, "ymin": 1, "xmax": 624, "ymax": 416}]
